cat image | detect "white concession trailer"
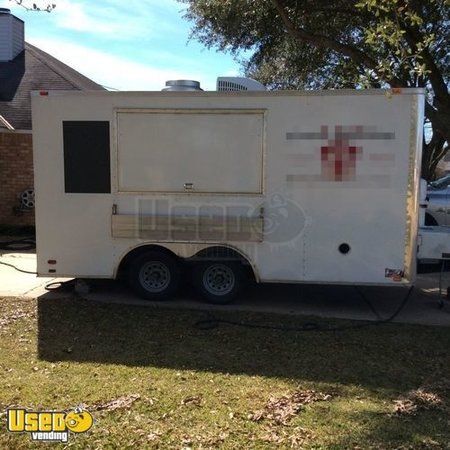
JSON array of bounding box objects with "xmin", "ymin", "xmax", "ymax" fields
[{"xmin": 32, "ymin": 87, "xmax": 429, "ymax": 303}]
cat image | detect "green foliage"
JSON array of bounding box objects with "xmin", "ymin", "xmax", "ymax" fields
[{"xmin": 181, "ymin": 0, "xmax": 449, "ymax": 179}]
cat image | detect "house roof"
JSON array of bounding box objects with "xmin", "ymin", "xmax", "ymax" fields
[{"xmin": 0, "ymin": 42, "xmax": 104, "ymax": 130}]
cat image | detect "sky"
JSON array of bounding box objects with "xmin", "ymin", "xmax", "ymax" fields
[{"xmin": 0, "ymin": 0, "xmax": 242, "ymax": 90}]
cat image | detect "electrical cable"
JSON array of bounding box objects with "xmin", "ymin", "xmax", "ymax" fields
[
  {"xmin": 0, "ymin": 258, "xmax": 77, "ymax": 289},
  {"xmin": 44, "ymin": 280, "xmax": 76, "ymax": 291},
  {"xmin": 0, "ymin": 237, "xmax": 37, "ymax": 274},
  {"xmin": 193, "ymin": 286, "xmax": 415, "ymax": 332},
  {"xmin": 0, "ymin": 255, "xmax": 419, "ymax": 328},
  {"xmin": 0, "ymin": 260, "xmax": 37, "ymax": 274},
  {"xmin": 354, "ymin": 286, "xmax": 383, "ymax": 320},
  {"xmin": 0, "ymin": 259, "xmax": 76, "ymax": 288}
]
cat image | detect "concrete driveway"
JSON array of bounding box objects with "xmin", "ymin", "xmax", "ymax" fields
[
  {"xmin": 1, "ymin": 249, "xmax": 450, "ymax": 326},
  {"xmin": 0, "ymin": 248, "xmax": 67, "ymax": 297}
]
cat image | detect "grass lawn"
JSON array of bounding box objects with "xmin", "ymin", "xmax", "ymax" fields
[{"xmin": 0, "ymin": 295, "xmax": 449, "ymax": 449}]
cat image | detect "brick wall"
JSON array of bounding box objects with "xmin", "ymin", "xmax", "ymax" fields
[{"xmin": 0, "ymin": 131, "xmax": 35, "ymax": 227}]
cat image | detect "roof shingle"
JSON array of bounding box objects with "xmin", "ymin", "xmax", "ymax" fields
[{"xmin": 0, "ymin": 42, "xmax": 104, "ymax": 130}]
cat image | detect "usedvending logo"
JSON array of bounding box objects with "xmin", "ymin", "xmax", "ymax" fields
[{"xmin": 7, "ymin": 407, "xmax": 93, "ymax": 442}]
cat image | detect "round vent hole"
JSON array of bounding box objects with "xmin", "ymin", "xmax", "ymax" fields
[{"xmin": 339, "ymin": 243, "xmax": 351, "ymax": 254}]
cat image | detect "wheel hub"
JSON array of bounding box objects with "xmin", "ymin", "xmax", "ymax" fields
[
  {"xmin": 139, "ymin": 261, "xmax": 171, "ymax": 293},
  {"xmin": 203, "ymin": 264, "xmax": 235, "ymax": 296}
]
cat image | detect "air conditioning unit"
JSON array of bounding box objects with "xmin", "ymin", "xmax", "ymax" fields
[{"xmin": 216, "ymin": 77, "xmax": 266, "ymax": 92}]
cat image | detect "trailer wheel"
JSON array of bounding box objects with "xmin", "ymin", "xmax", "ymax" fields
[
  {"xmin": 425, "ymin": 213, "xmax": 438, "ymax": 226},
  {"xmin": 128, "ymin": 251, "xmax": 180, "ymax": 300},
  {"xmin": 193, "ymin": 261, "xmax": 244, "ymax": 304}
]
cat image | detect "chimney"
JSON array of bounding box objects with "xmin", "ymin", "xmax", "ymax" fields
[{"xmin": 0, "ymin": 8, "xmax": 24, "ymax": 62}]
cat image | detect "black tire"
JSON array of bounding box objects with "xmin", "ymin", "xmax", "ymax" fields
[
  {"xmin": 425, "ymin": 213, "xmax": 438, "ymax": 226},
  {"xmin": 193, "ymin": 260, "xmax": 244, "ymax": 304},
  {"xmin": 128, "ymin": 251, "xmax": 180, "ymax": 300}
]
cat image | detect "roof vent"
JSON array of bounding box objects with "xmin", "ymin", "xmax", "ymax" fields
[
  {"xmin": 217, "ymin": 77, "xmax": 266, "ymax": 92},
  {"xmin": 162, "ymin": 80, "xmax": 203, "ymax": 92}
]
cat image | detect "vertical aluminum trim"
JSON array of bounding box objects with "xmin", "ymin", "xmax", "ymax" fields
[{"xmin": 403, "ymin": 94, "xmax": 424, "ymax": 282}]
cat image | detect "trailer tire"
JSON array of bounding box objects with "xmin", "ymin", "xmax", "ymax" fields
[
  {"xmin": 193, "ymin": 260, "xmax": 244, "ymax": 304},
  {"xmin": 128, "ymin": 251, "xmax": 180, "ymax": 300},
  {"xmin": 425, "ymin": 213, "xmax": 438, "ymax": 226}
]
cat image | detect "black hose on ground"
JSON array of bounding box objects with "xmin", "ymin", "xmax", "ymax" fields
[
  {"xmin": 0, "ymin": 260, "xmax": 37, "ymax": 275},
  {"xmin": 194, "ymin": 286, "xmax": 415, "ymax": 332},
  {"xmin": 0, "ymin": 237, "xmax": 37, "ymax": 273},
  {"xmin": 44, "ymin": 280, "xmax": 76, "ymax": 291}
]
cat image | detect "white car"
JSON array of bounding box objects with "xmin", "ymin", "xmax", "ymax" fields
[{"xmin": 426, "ymin": 175, "xmax": 450, "ymax": 226}]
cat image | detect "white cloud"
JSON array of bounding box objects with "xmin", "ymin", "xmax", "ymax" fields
[
  {"xmin": 29, "ymin": 37, "xmax": 217, "ymax": 90},
  {"xmin": 2, "ymin": 0, "xmax": 184, "ymax": 38},
  {"xmin": 51, "ymin": 0, "xmax": 120, "ymax": 34},
  {"xmin": 73, "ymin": 0, "xmax": 186, "ymax": 38}
]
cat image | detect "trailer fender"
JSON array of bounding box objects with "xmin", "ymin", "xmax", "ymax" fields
[
  {"xmin": 190, "ymin": 245, "xmax": 259, "ymax": 282},
  {"xmin": 114, "ymin": 243, "xmax": 259, "ymax": 282}
]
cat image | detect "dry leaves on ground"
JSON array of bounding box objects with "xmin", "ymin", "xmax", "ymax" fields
[
  {"xmin": 91, "ymin": 394, "xmax": 141, "ymax": 412},
  {"xmin": 0, "ymin": 311, "xmax": 33, "ymax": 330},
  {"xmin": 249, "ymin": 390, "xmax": 332, "ymax": 425},
  {"xmin": 181, "ymin": 395, "xmax": 203, "ymax": 407},
  {"xmin": 252, "ymin": 425, "xmax": 314, "ymax": 448},
  {"xmin": 393, "ymin": 379, "xmax": 449, "ymax": 416},
  {"xmin": 180, "ymin": 430, "xmax": 230, "ymax": 447}
]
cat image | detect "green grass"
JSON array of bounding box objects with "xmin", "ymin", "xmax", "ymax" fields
[{"xmin": 0, "ymin": 296, "xmax": 449, "ymax": 449}]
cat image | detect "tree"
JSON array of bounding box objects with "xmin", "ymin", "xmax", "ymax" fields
[
  {"xmin": 9, "ymin": 0, "xmax": 55, "ymax": 12},
  {"xmin": 181, "ymin": 0, "xmax": 449, "ymax": 179}
]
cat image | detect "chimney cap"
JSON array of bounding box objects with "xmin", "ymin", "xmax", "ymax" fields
[{"xmin": 0, "ymin": 8, "xmax": 11, "ymax": 14}]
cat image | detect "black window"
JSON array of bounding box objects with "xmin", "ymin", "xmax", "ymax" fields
[{"xmin": 63, "ymin": 121, "xmax": 111, "ymax": 193}]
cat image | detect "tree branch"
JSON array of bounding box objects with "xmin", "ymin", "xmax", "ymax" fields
[
  {"xmin": 270, "ymin": 0, "xmax": 404, "ymax": 87},
  {"xmin": 11, "ymin": 1, "xmax": 55, "ymax": 12},
  {"xmin": 401, "ymin": 25, "xmax": 449, "ymax": 101}
]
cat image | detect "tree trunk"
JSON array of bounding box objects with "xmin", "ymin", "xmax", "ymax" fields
[{"xmin": 421, "ymin": 135, "xmax": 447, "ymax": 181}]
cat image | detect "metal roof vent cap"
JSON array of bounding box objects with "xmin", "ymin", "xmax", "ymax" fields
[{"xmin": 162, "ymin": 80, "xmax": 203, "ymax": 91}]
